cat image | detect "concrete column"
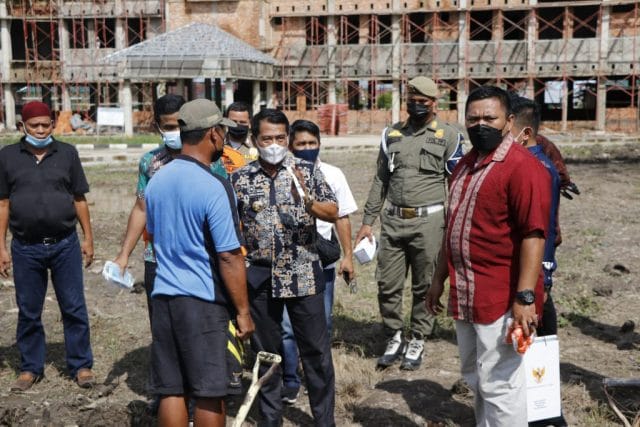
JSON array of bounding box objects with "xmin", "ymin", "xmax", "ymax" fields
[
  {"xmin": 596, "ymin": 77, "xmax": 607, "ymax": 132},
  {"xmin": 1, "ymin": 4, "xmax": 13, "ymax": 79},
  {"xmin": 561, "ymin": 78, "xmax": 568, "ymax": 132},
  {"xmin": 457, "ymin": 79, "xmax": 467, "ymax": 125},
  {"xmin": 252, "ymin": 80, "xmax": 261, "ymax": 114},
  {"xmin": 526, "ymin": 7, "xmax": 537, "ymax": 78},
  {"xmin": 119, "ymin": 80, "xmax": 133, "ymax": 136},
  {"xmin": 391, "ymin": 12, "xmax": 401, "ymax": 123},
  {"xmin": 458, "ymin": 2, "xmax": 468, "ymax": 125},
  {"xmin": 115, "ymin": 17, "xmax": 126, "ymax": 50},
  {"xmin": 266, "ymin": 80, "xmax": 275, "ymax": 108},
  {"xmin": 224, "ymin": 78, "xmax": 234, "ymax": 108},
  {"xmin": 3, "ymin": 84, "xmax": 16, "ymax": 129},
  {"xmin": 176, "ymin": 79, "xmax": 185, "ymax": 99},
  {"xmin": 61, "ymin": 85, "xmax": 72, "ymax": 111},
  {"xmin": 596, "ymin": 6, "xmax": 610, "ymax": 131},
  {"xmin": 327, "ymin": 13, "xmax": 337, "ymax": 105}
]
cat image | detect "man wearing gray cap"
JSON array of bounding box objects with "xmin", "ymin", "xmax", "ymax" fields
[
  {"xmin": 144, "ymin": 99, "xmax": 254, "ymax": 426},
  {"xmin": 355, "ymin": 76, "xmax": 465, "ymax": 370}
]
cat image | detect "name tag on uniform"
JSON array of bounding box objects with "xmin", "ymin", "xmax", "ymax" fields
[{"xmin": 427, "ymin": 137, "xmax": 446, "ymax": 147}]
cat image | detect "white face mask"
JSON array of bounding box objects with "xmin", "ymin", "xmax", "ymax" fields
[
  {"xmin": 161, "ymin": 130, "xmax": 182, "ymax": 150},
  {"xmin": 512, "ymin": 127, "xmax": 530, "ymax": 146},
  {"xmin": 257, "ymin": 143, "xmax": 288, "ymax": 165}
]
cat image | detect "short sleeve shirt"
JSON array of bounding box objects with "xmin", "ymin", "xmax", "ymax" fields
[
  {"xmin": 0, "ymin": 138, "xmax": 89, "ymax": 241},
  {"xmin": 136, "ymin": 145, "xmax": 228, "ymax": 262},
  {"xmin": 145, "ymin": 156, "xmax": 241, "ymax": 303},
  {"xmin": 231, "ymin": 154, "xmax": 337, "ymax": 298},
  {"xmin": 446, "ymin": 136, "xmax": 551, "ymax": 324}
]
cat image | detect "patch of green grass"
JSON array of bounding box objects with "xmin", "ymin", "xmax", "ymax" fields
[{"xmin": 556, "ymin": 294, "xmax": 601, "ymax": 318}]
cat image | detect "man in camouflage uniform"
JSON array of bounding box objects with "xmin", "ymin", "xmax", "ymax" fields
[{"xmin": 355, "ymin": 76, "xmax": 465, "ymax": 370}]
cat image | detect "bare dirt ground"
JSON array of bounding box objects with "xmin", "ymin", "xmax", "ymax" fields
[{"xmin": 1, "ymin": 144, "xmax": 639, "ymax": 426}]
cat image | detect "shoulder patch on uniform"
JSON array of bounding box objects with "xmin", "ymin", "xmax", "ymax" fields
[
  {"xmin": 434, "ymin": 129, "xmax": 444, "ymax": 138},
  {"xmin": 429, "ymin": 120, "xmax": 438, "ymax": 129},
  {"xmin": 388, "ymin": 129, "xmax": 403, "ymax": 138}
]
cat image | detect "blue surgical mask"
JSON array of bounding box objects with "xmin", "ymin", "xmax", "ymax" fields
[
  {"xmin": 25, "ymin": 133, "xmax": 53, "ymax": 148},
  {"xmin": 161, "ymin": 130, "xmax": 182, "ymax": 150},
  {"xmin": 293, "ymin": 148, "xmax": 320, "ymax": 163}
]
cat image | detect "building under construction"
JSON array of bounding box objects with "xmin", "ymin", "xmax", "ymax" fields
[{"xmin": 0, "ymin": 0, "xmax": 638, "ymax": 135}]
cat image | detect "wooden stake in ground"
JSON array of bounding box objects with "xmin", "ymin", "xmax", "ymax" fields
[{"xmin": 232, "ymin": 351, "xmax": 282, "ymax": 427}]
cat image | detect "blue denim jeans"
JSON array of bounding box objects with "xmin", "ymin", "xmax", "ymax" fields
[
  {"xmin": 11, "ymin": 231, "xmax": 93, "ymax": 377},
  {"xmin": 282, "ymin": 268, "xmax": 335, "ymax": 390}
]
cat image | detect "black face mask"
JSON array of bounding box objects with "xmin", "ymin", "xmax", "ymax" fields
[
  {"xmin": 227, "ymin": 124, "xmax": 250, "ymax": 140},
  {"xmin": 407, "ymin": 101, "xmax": 431, "ymax": 121},
  {"xmin": 467, "ymin": 124, "xmax": 505, "ymax": 153},
  {"xmin": 211, "ymin": 130, "xmax": 224, "ymax": 162}
]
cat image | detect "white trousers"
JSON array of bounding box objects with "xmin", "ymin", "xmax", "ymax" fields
[{"xmin": 456, "ymin": 313, "xmax": 528, "ymax": 427}]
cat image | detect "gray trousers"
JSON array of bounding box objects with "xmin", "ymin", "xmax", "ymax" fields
[
  {"xmin": 376, "ymin": 209, "xmax": 444, "ymax": 338},
  {"xmin": 456, "ymin": 313, "xmax": 528, "ymax": 427}
]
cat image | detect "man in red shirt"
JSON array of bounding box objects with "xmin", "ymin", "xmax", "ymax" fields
[{"xmin": 427, "ymin": 86, "xmax": 550, "ymax": 426}]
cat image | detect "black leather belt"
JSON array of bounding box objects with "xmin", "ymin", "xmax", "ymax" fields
[{"xmin": 17, "ymin": 230, "xmax": 74, "ymax": 245}]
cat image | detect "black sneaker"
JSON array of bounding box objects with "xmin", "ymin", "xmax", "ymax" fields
[
  {"xmin": 377, "ymin": 330, "xmax": 406, "ymax": 368},
  {"xmin": 281, "ymin": 386, "xmax": 299, "ymax": 405},
  {"xmin": 400, "ymin": 338, "xmax": 424, "ymax": 370}
]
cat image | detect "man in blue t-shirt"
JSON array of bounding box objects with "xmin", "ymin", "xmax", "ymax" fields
[{"xmin": 145, "ymin": 98, "xmax": 255, "ymax": 427}]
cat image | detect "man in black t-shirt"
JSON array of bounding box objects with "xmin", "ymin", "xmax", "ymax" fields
[{"xmin": 0, "ymin": 101, "xmax": 95, "ymax": 391}]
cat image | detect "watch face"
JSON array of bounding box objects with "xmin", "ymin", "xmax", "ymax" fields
[{"xmin": 518, "ymin": 290, "xmax": 535, "ymax": 304}]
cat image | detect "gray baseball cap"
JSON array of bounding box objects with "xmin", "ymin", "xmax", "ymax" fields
[
  {"xmin": 408, "ymin": 76, "xmax": 438, "ymax": 98},
  {"xmin": 178, "ymin": 99, "xmax": 237, "ymax": 132}
]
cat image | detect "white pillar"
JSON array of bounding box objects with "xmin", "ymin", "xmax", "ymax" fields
[
  {"xmin": 61, "ymin": 85, "xmax": 72, "ymax": 111},
  {"xmin": 391, "ymin": 12, "xmax": 401, "ymax": 123},
  {"xmin": 266, "ymin": 80, "xmax": 275, "ymax": 108},
  {"xmin": 4, "ymin": 84, "xmax": 16, "ymax": 129},
  {"xmin": 596, "ymin": 6, "xmax": 610, "ymax": 131},
  {"xmin": 561, "ymin": 79, "xmax": 568, "ymax": 132},
  {"xmin": 119, "ymin": 80, "xmax": 133, "ymax": 136},
  {"xmin": 252, "ymin": 80, "xmax": 261, "ymax": 114},
  {"xmin": 327, "ymin": 12, "xmax": 337, "ymax": 105},
  {"xmin": 115, "ymin": 17, "xmax": 126, "ymax": 49},
  {"xmin": 457, "ymin": 79, "xmax": 467, "ymax": 125},
  {"xmin": 225, "ymin": 79, "xmax": 235, "ymax": 108},
  {"xmin": 458, "ymin": 2, "xmax": 468, "ymax": 124}
]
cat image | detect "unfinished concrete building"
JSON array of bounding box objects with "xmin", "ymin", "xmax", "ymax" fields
[{"xmin": 1, "ymin": 0, "xmax": 639, "ymax": 135}]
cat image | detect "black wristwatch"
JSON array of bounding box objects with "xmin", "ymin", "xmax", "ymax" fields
[{"xmin": 515, "ymin": 290, "xmax": 536, "ymax": 305}]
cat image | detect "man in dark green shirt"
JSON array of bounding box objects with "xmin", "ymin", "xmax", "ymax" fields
[{"xmin": 355, "ymin": 76, "xmax": 465, "ymax": 370}]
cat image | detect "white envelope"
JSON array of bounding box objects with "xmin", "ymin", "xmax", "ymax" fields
[
  {"xmin": 524, "ymin": 335, "xmax": 562, "ymax": 422},
  {"xmin": 354, "ymin": 236, "xmax": 377, "ymax": 264}
]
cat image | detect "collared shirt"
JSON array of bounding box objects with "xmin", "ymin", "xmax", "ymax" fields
[
  {"xmin": 136, "ymin": 145, "xmax": 228, "ymax": 262},
  {"xmin": 316, "ymin": 160, "xmax": 358, "ymax": 269},
  {"xmin": 0, "ymin": 137, "xmax": 89, "ymax": 242},
  {"xmin": 362, "ymin": 117, "xmax": 464, "ymax": 225},
  {"xmin": 231, "ymin": 154, "xmax": 337, "ymax": 298},
  {"xmin": 146, "ymin": 156, "xmax": 241, "ymax": 303},
  {"xmin": 528, "ymin": 144, "xmax": 561, "ymax": 287},
  {"xmin": 446, "ymin": 136, "xmax": 550, "ymax": 324}
]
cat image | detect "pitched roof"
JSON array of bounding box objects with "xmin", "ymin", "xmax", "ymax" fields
[{"xmin": 104, "ymin": 22, "xmax": 275, "ymax": 65}]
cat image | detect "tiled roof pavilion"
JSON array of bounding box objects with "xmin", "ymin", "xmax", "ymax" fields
[{"xmin": 104, "ymin": 22, "xmax": 276, "ymax": 80}]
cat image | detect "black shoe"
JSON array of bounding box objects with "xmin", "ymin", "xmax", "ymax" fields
[
  {"xmin": 400, "ymin": 338, "xmax": 424, "ymax": 370},
  {"xmin": 281, "ymin": 386, "xmax": 299, "ymax": 405},
  {"xmin": 377, "ymin": 330, "xmax": 405, "ymax": 368}
]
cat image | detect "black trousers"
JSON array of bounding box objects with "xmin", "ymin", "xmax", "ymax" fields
[
  {"xmin": 538, "ymin": 293, "xmax": 558, "ymax": 336},
  {"xmin": 249, "ymin": 283, "xmax": 335, "ymax": 427},
  {"xmin": 144, "ymin": 261, "xmax": 157, "ymax": 326}
]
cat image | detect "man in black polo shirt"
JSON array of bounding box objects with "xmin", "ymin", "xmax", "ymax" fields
[{"xmin": 0, "ymin": 101, "xmax": 96, "ymax": 391}]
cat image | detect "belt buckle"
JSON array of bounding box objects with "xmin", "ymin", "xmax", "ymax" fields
[
  {"xmin": 401, "ymin": 208, "xmax": 416, "ymax": 219},
  {"xmin": 42, "ymin": 237, "xmax": 56, "ymax": 245}
]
